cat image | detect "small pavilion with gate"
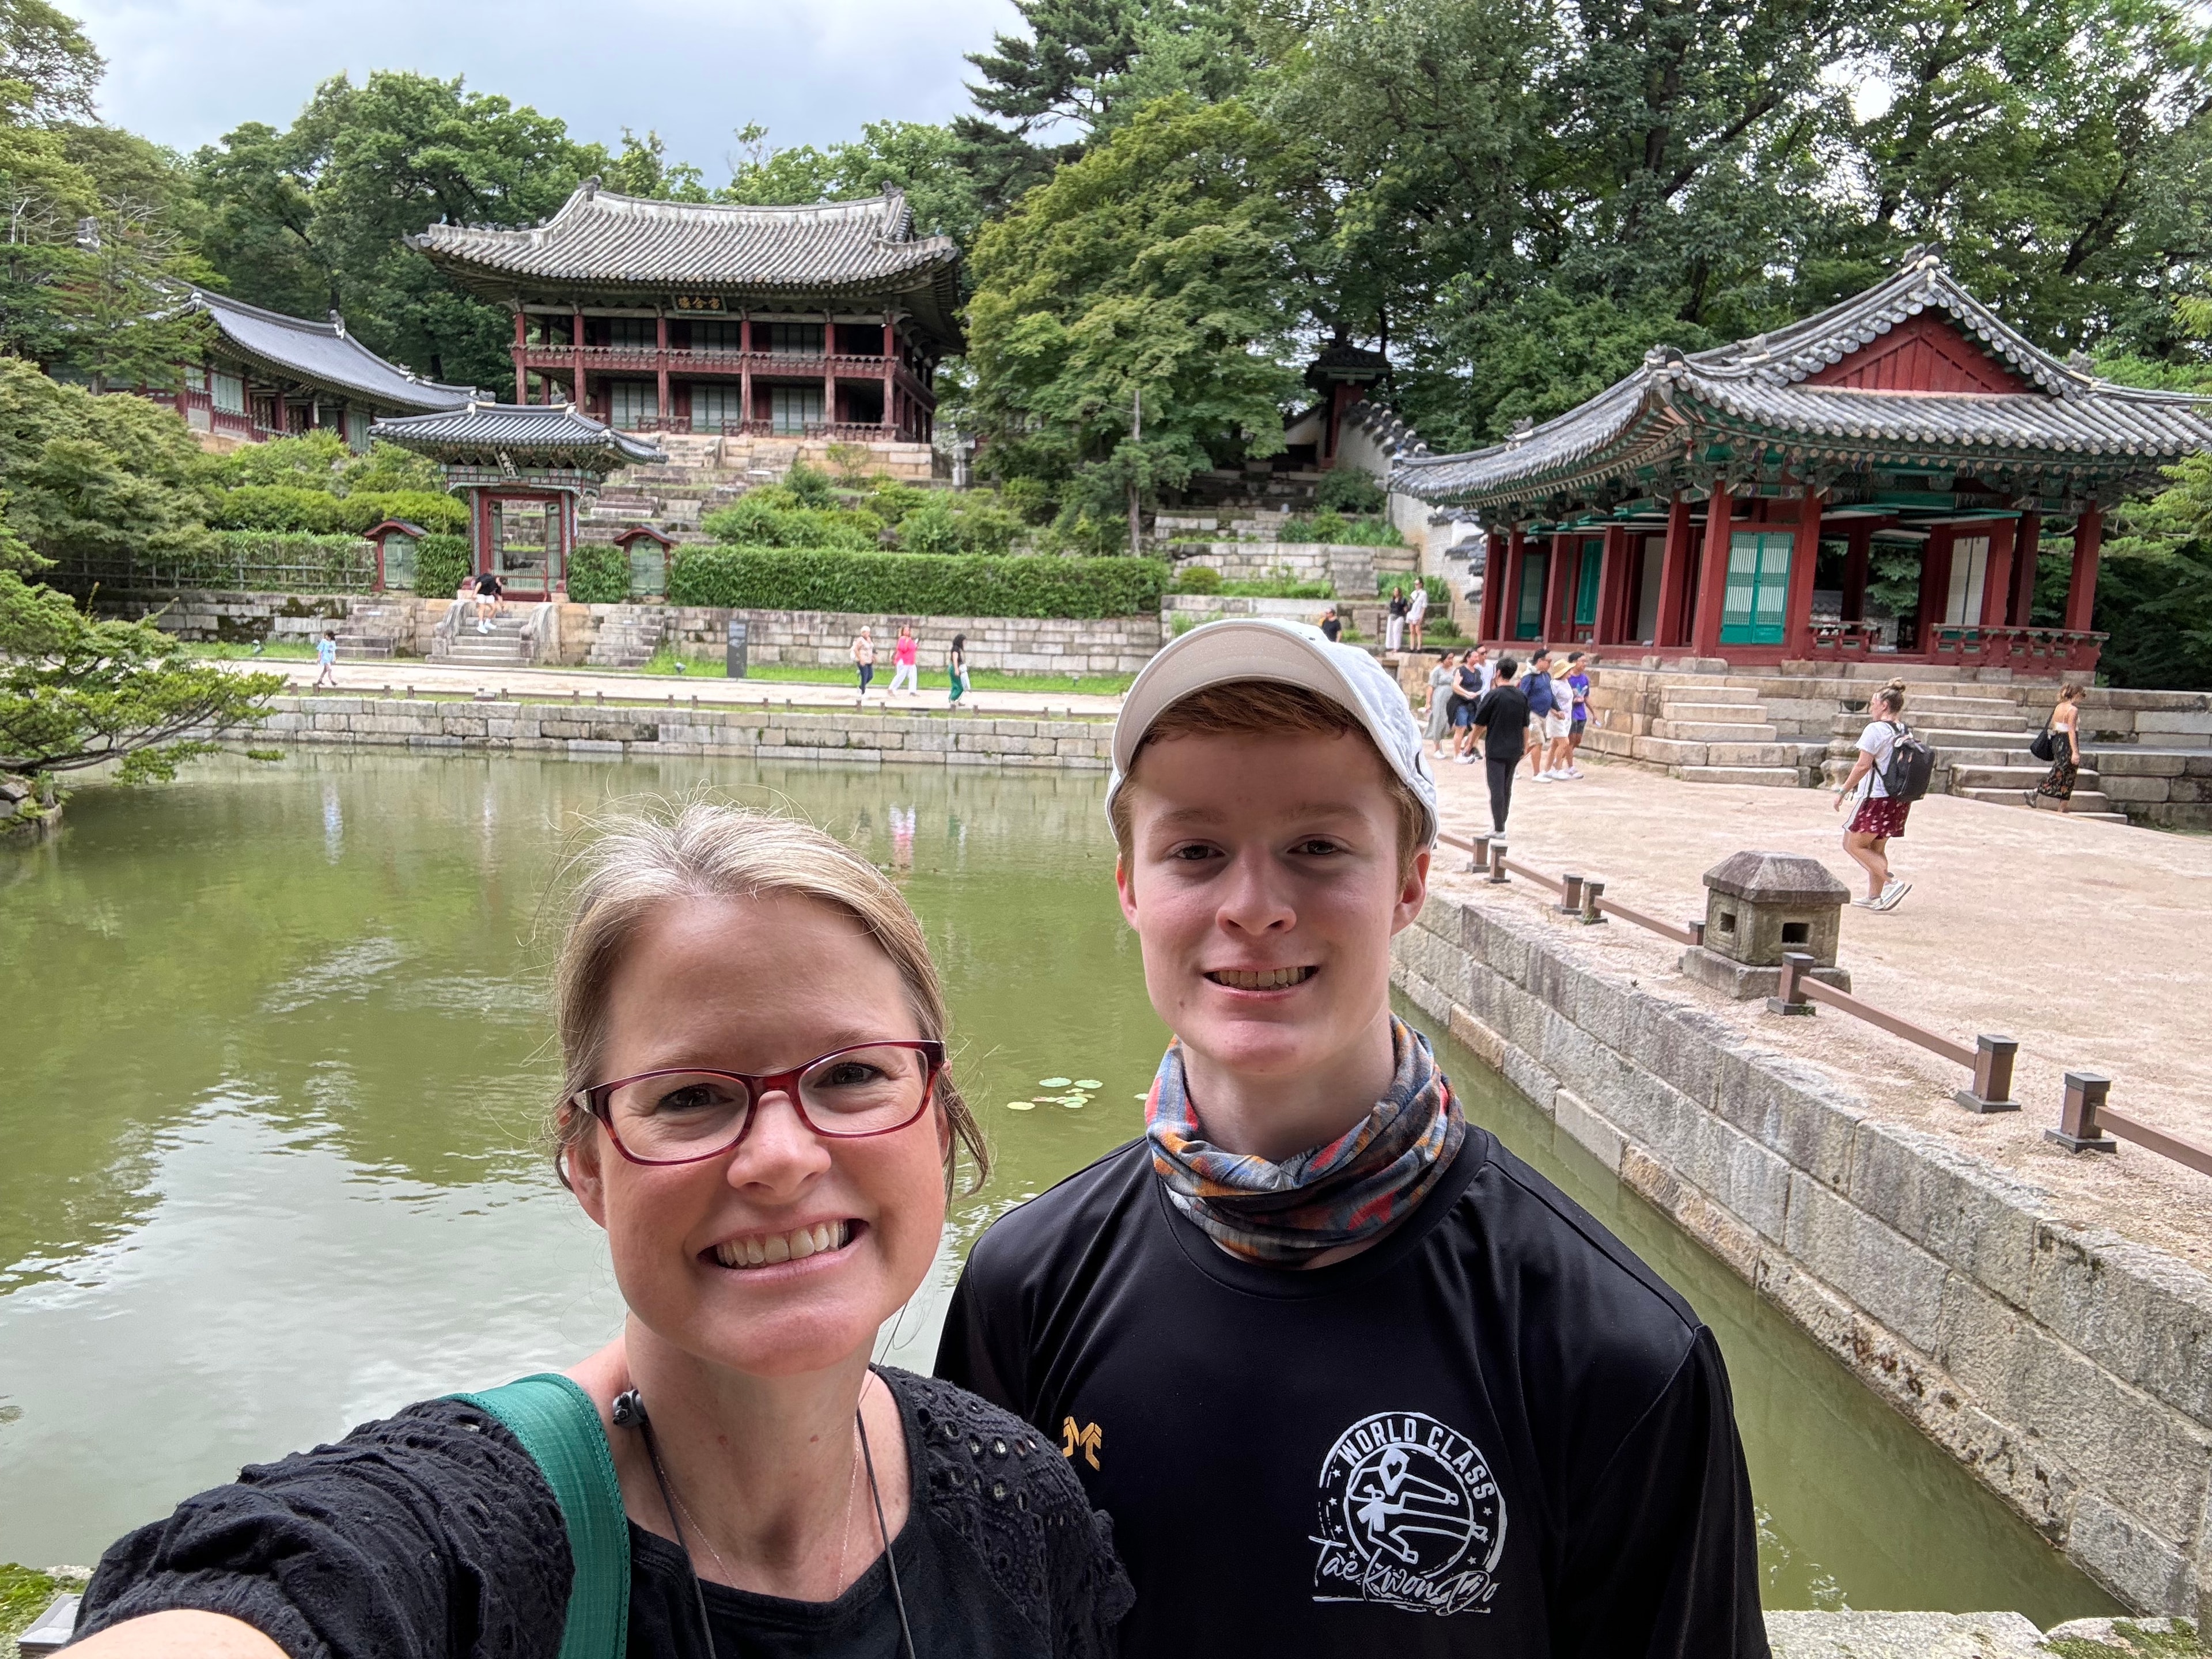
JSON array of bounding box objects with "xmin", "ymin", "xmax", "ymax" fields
[
  {"xmin": 370, "ymin": 403, "xmax": 665, "ymax": 599},
  {"xmin": 1395, "ymin": 252, "xmax": 2212, "ymax": 676}
]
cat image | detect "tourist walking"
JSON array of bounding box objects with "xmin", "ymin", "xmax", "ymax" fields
[
  {"xmin": 1318, "ymin": 606, "xmax": 1342, "ymax": 643},
  {"xmin": 473, "ymin": 570, "xmax": 503, "ymax": 633},
  {"xmin": 947, "ymin": 633, "xmax": 969, "ymax": 709},
  {"xmin": 1561, "ymin": 652, "xmax": 1593, "ymax": 778},
  {"xmin": 1522, "ymin": 648, "xmax": 1566, "ymax": 780},
  {"xmin": 1471, "ymin": 655, "xmax": 1532, "ymax": 834},
  {"xmin": 2029, "ymin": 683, "xmax": 2085, "ymax": 810},
  {"xmin": 1406, "ymin": 579, "xmax": 1429, "ymax": 650},
  {"xmin": 889, "ymin": 624, "xmax": 920, "ymax": 696},
  {"xmin": 1835, "ymin": 678, "xmax": 1915, "ymax": 911},
  {"xmin": 1449, "ymin": 650, "xmax": 1487, "ymax": 763},
  {"xmin": 66, "ymin": 806, "xmax": 1133, "ymax": 1659},
  {"xmin": 851, "ymin": 625, "xmax": 876, "ymax": 704},
  {"xmin": 312, "ymin": 630, "xmax": 339, "ymax": 688},
  {"xmin": 1423, "ymin": 650, "xmax": 1457, "ymax": 756},
  {"xmin": 1385, "ymin": 586, "xmax": 1408, "ymax": 652}
]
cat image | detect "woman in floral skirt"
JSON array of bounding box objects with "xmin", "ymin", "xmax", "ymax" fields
[{"xmin": 2029, "ymin": 683, "xmax": 2084, "ymax": 810}]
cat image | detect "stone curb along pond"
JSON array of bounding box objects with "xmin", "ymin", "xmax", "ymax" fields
[
  {"xmin": 1392, "ymin": 888, "xmax": 2212, "ymax": 1623},
  {"xmin": 224, "ymin": 693, "xmax": 1113, "ymax": 768}
]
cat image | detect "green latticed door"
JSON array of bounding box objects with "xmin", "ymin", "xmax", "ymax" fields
[
  {"xmin": 1720, "ymin": 531, "xmax": 1792, "ymax": 645},
  {"xmin": 1514, "ymin": 550, "xmax": 1548, "ymax": 639},
  {"xmin": 1573, "ymin": 540, "xmax": 1602, "ymax": 628}
]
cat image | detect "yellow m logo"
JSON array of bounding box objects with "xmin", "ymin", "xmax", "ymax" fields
[{"xmin": 1060, "ymin": 1416, "xmax": 1103, "ymax": 1469}]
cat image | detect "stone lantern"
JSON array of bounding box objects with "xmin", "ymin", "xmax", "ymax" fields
[{"xmin": 1679, "ymin": 851, "xmax": 1851, "ymax": 999}]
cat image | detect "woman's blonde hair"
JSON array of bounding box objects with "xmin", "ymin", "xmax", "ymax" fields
[
  {"xmin": 2059, "ymin": 681, "xmax": 2085, "ymax": 702},
  {"xmin": 1873, "ymin": 677, "xmax": 1908, "ymax": 715},
  {"xmin": 549, "ymin": 802, "xmax": 986, "ymax": 1194}
]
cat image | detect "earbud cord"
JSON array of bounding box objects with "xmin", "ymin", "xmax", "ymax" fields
[{"xmin": 858, "ymin": 1400, "xmax": 916, "ymax": 1659}]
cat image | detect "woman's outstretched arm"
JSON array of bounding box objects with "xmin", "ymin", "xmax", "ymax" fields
[{"xmin": 67, "ymin": 1609, "xmax": 285, "ymax": 1657}]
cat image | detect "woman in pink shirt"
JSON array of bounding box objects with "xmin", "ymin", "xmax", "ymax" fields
[{"xmin": 889, "ymin": 624, "xmax": 920, "ymax": 696}]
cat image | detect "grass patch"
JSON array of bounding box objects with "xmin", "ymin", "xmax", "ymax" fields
[
  {"xmin": 2046, "ymin": 1620, "xmax": 2200, "ymax": 1659},
  {"xmin": 633, "ymin": 653, "xmax": 1133, "ymax": 696},
  {"xmin": 3, "ymin": 1562, "xmax": 85, "ymax": 1652},
  {"xmin": 180, "ymin": 640, "xmax": 320, "ymax": 661}
]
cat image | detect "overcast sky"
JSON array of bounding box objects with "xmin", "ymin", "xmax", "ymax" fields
[{"xmin": 69, "ymin": 0, "xmax": 1022, "ymax": 178}]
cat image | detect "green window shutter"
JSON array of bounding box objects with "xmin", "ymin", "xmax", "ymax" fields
[
  {"xmin": 1574, "ymin": 540, "xmax": 1603, "ymax": 626},
  {"xmin": 1515, "ymin": 550, "xmax": 1548, "ymax": 638},
  {"xmin": 1720, "ymin": 531, "xmax": 1793, "ymax": 645}
]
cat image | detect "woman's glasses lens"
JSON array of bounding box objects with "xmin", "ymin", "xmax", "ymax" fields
[{"xmin": 605, "ymin": 1046, "xmax": 930, "ymax": 1161}]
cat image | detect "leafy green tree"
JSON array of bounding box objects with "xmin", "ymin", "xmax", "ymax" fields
[
  {"xmin": 0, "ymin": 0, "xmax": 99, "ymax": 124},
  {"xmin": 719, "ymin": 120, "xmax": 986, "ymax": 251},
  {"xmin": 967, "ymin": 97, "xmax": 1301, "ymax": 533},
  {"xmin": 0, "ymin": 568, "xmax": 284, "ymax": 781}
]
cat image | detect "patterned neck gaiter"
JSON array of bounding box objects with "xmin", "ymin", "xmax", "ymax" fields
[{"xmin": 1144, "ymin": 1016, "xmax": 1465, "ymax": 1266}]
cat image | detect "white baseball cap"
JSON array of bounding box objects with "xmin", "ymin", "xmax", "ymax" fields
[{"xmin": 1107, "ymin": 618, "xmax": 1439, "ymax": 846}]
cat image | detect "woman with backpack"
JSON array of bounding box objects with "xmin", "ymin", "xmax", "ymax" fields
[
  {"xmin": 2028, "ymin": 683, "xmax": 2085, "ymax": 810},
  {"xmin": 67, "ymin": 806, "xmax": 1132, "ymax": 1659},
  {"xmin": 1833, "ymin": 678, "xmax": 1919, "ymax": 911}
]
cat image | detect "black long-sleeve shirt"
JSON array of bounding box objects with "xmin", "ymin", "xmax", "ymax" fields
[{"xmin": 937, "ymin": 1131, "xmax": 1769, "ymax": 1659}]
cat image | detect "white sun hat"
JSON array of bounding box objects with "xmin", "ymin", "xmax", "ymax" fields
[{"xmin": 1107, "ymin": 617, "xmax": 1439, "ymax": 846}]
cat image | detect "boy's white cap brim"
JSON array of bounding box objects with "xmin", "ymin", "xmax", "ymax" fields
[{"xmin": 1107, "ymin": 618, "xmax": 1438, "ymax": 846}]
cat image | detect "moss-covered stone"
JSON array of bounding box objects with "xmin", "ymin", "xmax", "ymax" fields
[{"xmin": 2044, "ymin": 1617, "xmax": 2202, "ymax": 1657}]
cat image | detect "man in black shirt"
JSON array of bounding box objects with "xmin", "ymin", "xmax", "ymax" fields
[
  {"xmin": 938, "ymin": 618, "xmax": 1767, "ymax": 1658},
  {"xmin": 1470, "ymin": 656, "xmax": 1532, "ymax": 835}
]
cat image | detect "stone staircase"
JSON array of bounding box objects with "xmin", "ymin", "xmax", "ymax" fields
[
  {"xmin": 1652, "ymin": 685, "xmax": 1812, "ymax": 787},
  {"xmin": 1818, "ymin": 688, "xmax": 2128, "ymax": 821},
  {"xmin": 584, "ymin": 604, "xmax": 670, "ymax": 669},
  {"xmin": 438, "ymin": 609, "xmax": 537, "ymax": 668},
  {"xmin": 332, "ymin": 600, "xmax": 407, "ymax": 661}
]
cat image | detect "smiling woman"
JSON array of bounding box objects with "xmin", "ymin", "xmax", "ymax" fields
[{"xmin": 65, "ymin": 804, "xmax": 1132, "ymax": 1659}]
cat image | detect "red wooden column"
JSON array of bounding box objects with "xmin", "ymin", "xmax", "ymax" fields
[
  {"xmin": 2064, "ymin": 503, "xmax": 2104, "ymax": 631},
  {"xmin": 1916, "ymin": 527, "xmax": 1955, "ymax": 647},
  {"xmin": 823, "ymin": 310, "xmax": 836, "ymax": 431},
  {"xmin": 882, "ymin": 315, "xmax": 897, "ymax": 435},
  {"xmin": 740, "ymin": 313, "xmax": 755, "ymax": 428},
  {"xmin": 1841, "ymin": 524, "xmax": 1872, "ymax": 620},
  {"xmin": 1478, "ymin": 532, "xmax": 1505, "ymax": 641},
  {"xmin": 1689, "ymin": 486, "xmax": 1735, "ymax": 657},
  {"xmin": 570, "ymin": 305, "xmax": 586, "ymax": 411},
  {"xmin": 1979, "ymin": 517, "xmax": 2018, "ymax": 626},
  {"xmin": 1595, "ymin": 524, "xmax": 1631, "ymax": 645},
  {"xmin": 2009, "ymin": 512, "xmax": 2041, "ymax": 626},
  {"xmin": 1654, "ymin": 495, "xmax": 1694, "ymax": 648},
  {"xmin": 512, "ymin": 309, "xmax": 527, "ymax": 403},
  {"xmin": 1500, "ymin": 528, "xmax": 1528, "ymax": 641},
  {"xmin": 1543, "ymin": 531, "xmax": 1573, "ymax": 642},
  {"xmin": 1781, "ymin": 488, "xmax": 1825, "ymax": 660},
  {"xmin": 655, "ymin": 311, "xmax": 671, "ymax": 425}
]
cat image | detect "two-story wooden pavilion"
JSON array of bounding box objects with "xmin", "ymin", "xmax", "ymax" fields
[
  {"xmin": 410, "ymin": 181, "xmax": 960, "ymax": 444},
  {"xmin": 1395, "ymin": 252, "xmax": 2212, "ymax": 676},
  {"xmin": 143, "ymin": 287, "xmax": 475, "ymax": 449}
]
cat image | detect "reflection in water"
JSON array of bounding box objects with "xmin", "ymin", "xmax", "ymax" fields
[{"xmin": 0, "ymin": 752, "xmax": 2114, "ymax": 1622}]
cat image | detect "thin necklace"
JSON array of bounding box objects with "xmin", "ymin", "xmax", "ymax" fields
[{"xmin": 650, "ymin": 1393, "xmax": 865, "ymax": 1600}]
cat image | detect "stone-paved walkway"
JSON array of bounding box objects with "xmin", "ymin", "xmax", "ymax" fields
[
  {"xmin": 1425, "ymin": 747, "xmax": 2212, "ymax": 1273},
  {"xmin": 240, "ymin": 658, "xmax": 1126, "ymax": 719}
]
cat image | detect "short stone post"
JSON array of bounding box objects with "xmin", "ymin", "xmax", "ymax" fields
[
  {"xmin": 1578, "ymin": 879, "xmax": 1607, "ymax": 925},
  {"xmin": 1955, "ymin": 1036, "xmax": 2021, "ymax": 1115},
  {"xmin": 1468, "ymin": 834, "xmax": 1490, "ymax": 874},
  {"xmin": 1684, "ymin": 851, "xmax": 1853, "ymax": 1001},
  {"xmin": 1685, "ymin": 918, "xmax": 1704, "ymax": 947},
  {"xmin": 2044, "ymin": 1071, "xmax": 2117, "ymax": 1154},
  {"xmin": 1487, "ymin": 840, "xmax": 1510, "ymax": 884},
  {"xmin": 1556, "ymin": 873, "xmax": 1585, "ymax": 915},
  {"xmin": 1766, "ymin": 950, "xmax": 1816, "ymax": 1016}
]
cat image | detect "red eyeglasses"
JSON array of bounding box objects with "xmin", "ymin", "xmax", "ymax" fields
[{"xmin": 572, "ymin": 1040, "xmax": 945, "ymax": 1165}]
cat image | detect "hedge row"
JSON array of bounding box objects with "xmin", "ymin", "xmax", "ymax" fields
[
  {"xmin": 412, "ymin": 536, "xmax": 473, "ymax": 597},
  {"xmin": 666, "ymin": 547, "xmax": 1166, "ymax": 618},
  {"xmin": 210, "ymin": 486, "xmax": 468, "ymax": 536},
  {"xmin": 566, "ymin": 544, "xmax": 631, "ymax": 605}
]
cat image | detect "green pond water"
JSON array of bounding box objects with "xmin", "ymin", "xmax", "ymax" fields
[{"xmin": 0, "ymin": 752, "xmax": 2119, "ymax": 1622}]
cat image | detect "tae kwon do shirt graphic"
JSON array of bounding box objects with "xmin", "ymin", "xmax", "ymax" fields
[{"xmin": 1311, "ymin": 1410, "xmax": 1507, "ymax": 1616}]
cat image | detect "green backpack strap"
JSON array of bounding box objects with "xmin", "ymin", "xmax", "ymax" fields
[{"xmin": 452, "ymin": 1373, "xmax": 630, "ymax": 1659}]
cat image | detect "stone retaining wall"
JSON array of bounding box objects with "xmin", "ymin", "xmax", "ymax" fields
[
  {"xmin": 233, "ymin": 694, "xmax": 1112, "ymax": 770},
  {"xmin": 715, "ymin": 608, "xmax": 1162, "ymax": 676},
  {"xmin": 1391, "ymin": 889, "xmax": 2212, "ymax": 1620},
  {"xmin": 1163, "ymin": 540, "xmax": 1377, "ymax": 597},
  {"xmin": 105, "ymin": 590, "xmax": 356, "ymax": 645}
]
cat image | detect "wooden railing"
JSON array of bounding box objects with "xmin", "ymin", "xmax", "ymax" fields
[
  {"xmin": 1930, "ymin": 624, "xmax": 2106, "ymax": 671},
  {"xmin": 1435, "ymin": 829, "xmax": 2211, "ymax": 1180}
]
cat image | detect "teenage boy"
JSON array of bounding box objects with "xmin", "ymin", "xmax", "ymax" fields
[
  {"xmin": 939, "ymin": 618, "xmax": 1767, "ymax": 1659},
  {"xmin": 1469, "ymin": 654, "xmax": 1529, "ymax": 835},
  {"xmin": 1522, "ymin": 647, "xmax": 1560, "ymax": 780}
]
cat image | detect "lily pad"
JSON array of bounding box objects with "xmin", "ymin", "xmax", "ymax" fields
[
  {"xmin": 1073, "ymin": 1078, "xmax": 1103, "ymax": 1089},
  {"xmin": 1005, "ymin": 1100, "xmax": 1037, "ymax": 1112},
  {"xmin": 1039, "ymin": 1076, "xmax": 1071, "ymax": 1087}
]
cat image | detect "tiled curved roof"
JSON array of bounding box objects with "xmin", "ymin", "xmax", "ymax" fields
[
  {"xmin": 410, "ymin": 182, "xmax": 964, "ymax": 349},
  {"xmin": 369, "ymin": 403, "xmax": 666, "ymax": 471},
  {"xmin": 1394, "ymin": 253, "xmax": 2212, "ymax": 507},
  {"xmin": 193, "ymin": 288, "xmax": 476, "ymax": 411}
]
